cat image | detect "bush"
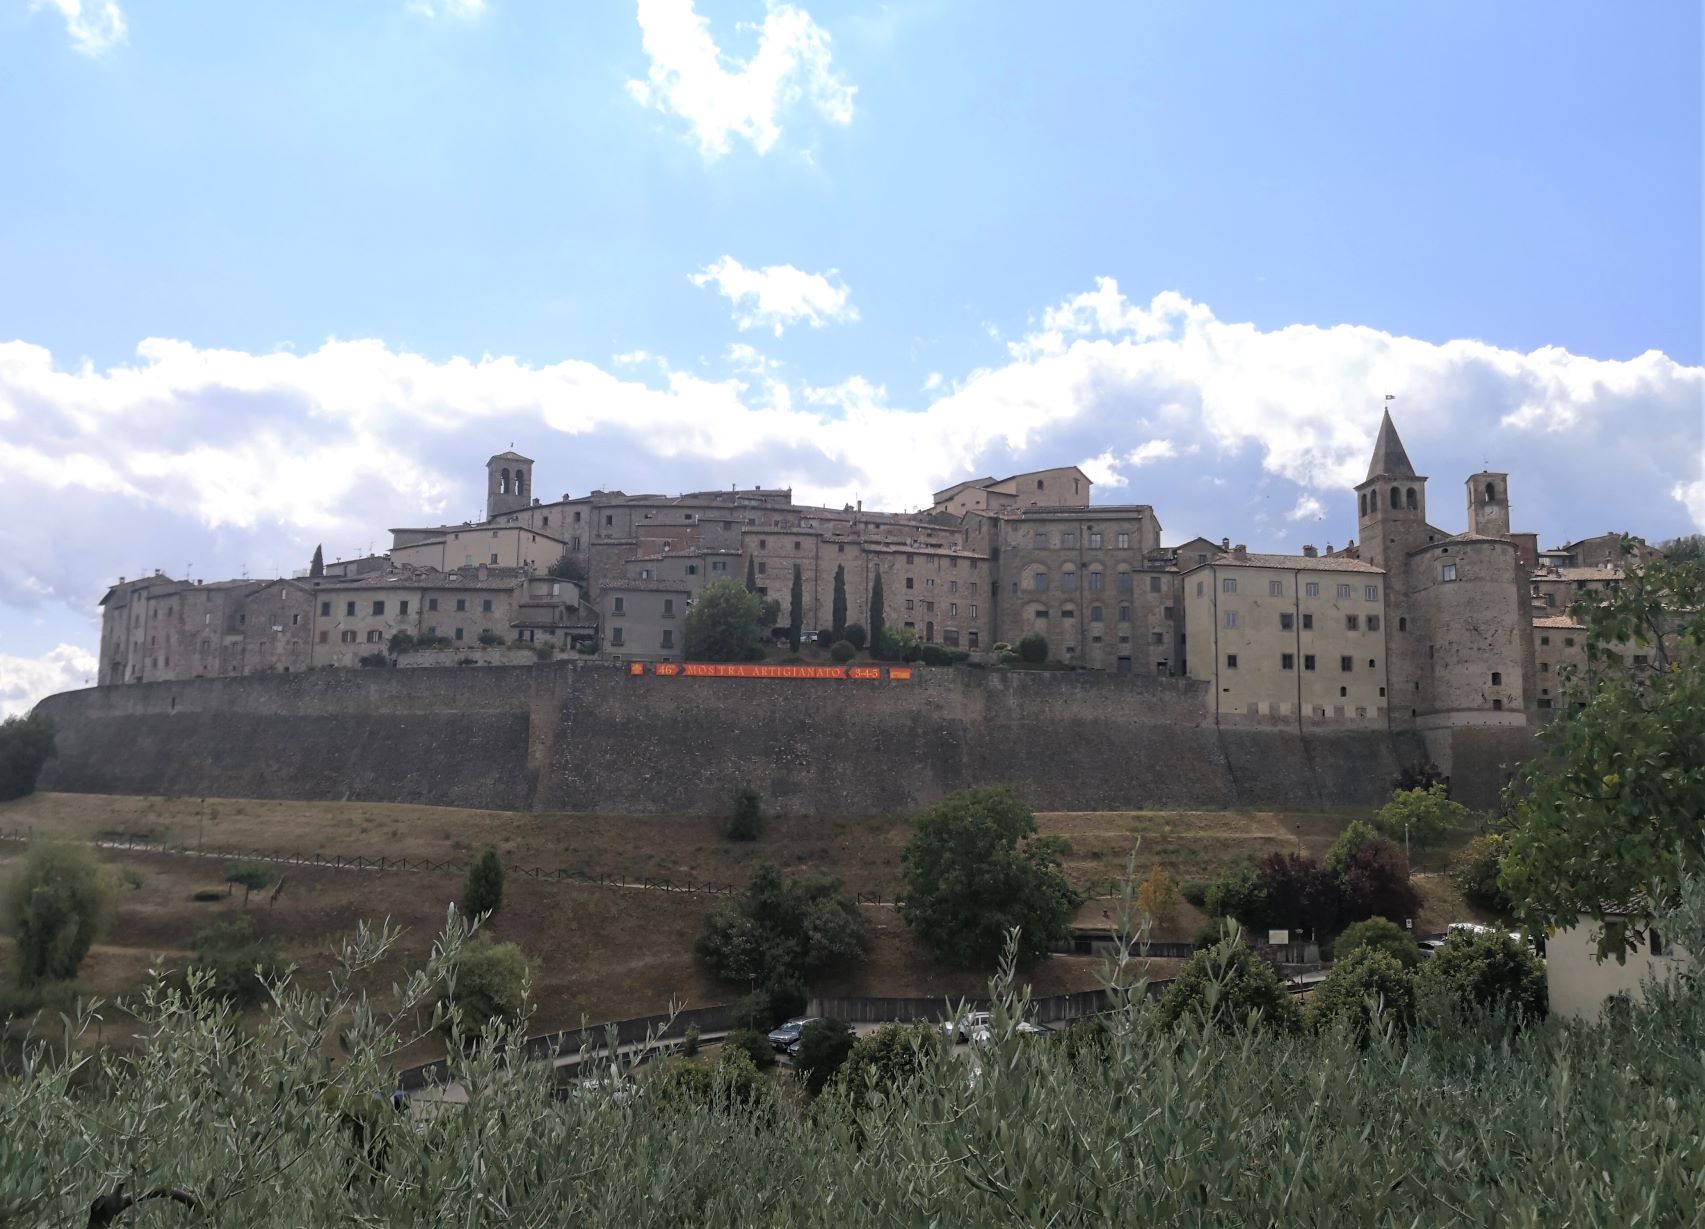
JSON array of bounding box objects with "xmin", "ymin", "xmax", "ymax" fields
[
  {"xmin": 1334, "ymin": 917, "xmax": 1421, "ymax": 969},
  {"xmin": 1372, "ymin": 784, "xmax": 1469, "ymax": 850},
  {"xmin": 651, "ymin": 1046, "xmax": 771, "ymax": 1113},
  {"xmin": 842, "ymin": 623, "xmax": 867, "ymax": 650},
  {"xmin": 2, "ymin": 841, "xmax": 116, "ymax": 988},
  {"xmin": 358, "ymin": 652, "xmax": 390, "ymax": 668},
  {"xmin": 1306, "ymin": 949, "xmax": 1416, "ymax": 1041},
  {"xmin": 446, "ymin": 937, "xmax": 529, "ymax": 1035},
  {"xmin": 1156, "ymin": 935, "xmax": 1303, "ymax": 1035},
  {"xmin": 1136, "ymin": 866, "xmax": 1182, "ymax": 927},
  {"xmin": 1193, "ymin": 917, "xmax": 1234, "ymax": 950},
  {"xmin": 0, "ymin": 713, "xmax": 56, "ymax": 803},
  {"xmin": 191, "ymin": 915, "xmax": 283, "ymax": 1006},
  {"xmin": 681, "ymin": 1023, "xmax": 700, "ymax": 1057},
  {"xmin": 816, "ymin": 628, "xmax": 834, "ymax": 647},
  {"xmin": 1414, "ymin": 930, "xmax": 1546, "ymax": 1027},
  {"xmin": 829, "ymin": 640, "xmax": 856, "ymax": 662},
  {"xmin": 684, "ymin": 579, "xmax": 767, "ymax": 662},
  {"xmin": 463, "ymin": 849, "xmax": 504, "ymax": 918},
  {"xmin": 224, "ymin": 861, "xmax": 273, "ymax": 908},
  {"xmin": 575, "ymin": 640, "xmax": 597, "ymax": 655},
  {"xmin": 1016, "ymin": 632, "xmax": 1048, "ymax": 664},
  {"xmin": 1181, "ymin": 880, "xmax": 1209, "ymax": 909},
  {"xmin": 1254, "ymin": 853, "xmax": 1341, "ymax": 936},
  {"xmin": 547, "ymin": 555, "xmax": 588, "ymax": 586},
  {"xmin": 833, "ymin": 1020, "xmax": 946, "ymax": 1111},
  {"xmin": 918, "ymin": 644, "xmax": 955, "ymax": 667},
  {"xmin": 387, "ymin": 630, "xmax": 416, "ymax": 655},
  {"xmin": 534, "ymin": 642, "xmax": 556, "ymax": 661},
  {"xmin": 722, "ymin": 1027, "xmax": 777, "ymax": 1070},
  {"xmin": 1334, "ymin": 837, "xmax": 1421, "ymax": 927},
  {"xmin": 795, "ymin": 1018, "xmax": 855, "ymax": 1095},
  {"xmin": 1451, "ymin": 834, "xmax": 1510, "ymax": 913},
  {"xmin": 727, "ymin": 787, "xmax": 763, "ymax": 842},
  {"xmin": 477, "ymin": 629, "xmax": 504, "ymax": 647},
  {"xmin": 697, "ymin": 864, "xmax": 872, "ymax": 985},
  {"xmin": 874, "ymin": 627, "xmax": 919, "ymax": 662},
  {"xmin": 899, "ymin": 787, "xmax": 1078, "ymax": 968},
  {"xmin": 1204, "ymin": 867, "xmax": 1269, "ymax": 930}
]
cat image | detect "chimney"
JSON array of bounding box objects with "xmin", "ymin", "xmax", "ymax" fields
[
  {"xmin": 1232, "ymin": 544, "xmax": 1248, "ymax": 559},
  {"xmin": 1302, "ymin": 545, "xmax": 1318, "ymax": 558},
  {"xmin": 477, "ymin": 563, "xmax": 489, "ymax": 581},
  {"xmin": 1220, "ymin": 537, "xmax": 1231, "ymax": 551}
]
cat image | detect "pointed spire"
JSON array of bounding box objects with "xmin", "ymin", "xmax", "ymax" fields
[{"xmin": 1365, "ymin": 409, "xmax": 1416, "ymax": 481}]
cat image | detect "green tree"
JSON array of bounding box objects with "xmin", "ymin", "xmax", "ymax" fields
[
  {"xmin": 745, "ymin": 555, "xmax": 758, "ymax": 593},
  {"xmin": 190, "ymin": 915, "xmax": 283, "ymax": 1006},
  {"xmin": 1155, "ymin": 932, "xmax": 1304, "ymax": 1035},
  {"xmin": 696, "ymin": 864, "xmax": 871, "ymax": 984},
  {"xmin": 1204, "ymin": 867, "xmax": 1269, "ymax": 929},
  {"xmin": 1136, "ymin": 866, "xmax": 1181, "ymax": 927},
  {"xmin": 1016, "ymin": 632, "xmax": 1048, "ymax": 664},
  {"xmin": 1414, "ymin": 930, "xmax": 1546, "ymax": 1026},
  {"xmin": 445, "ymin": 936, "xmax": 530, "ymax": 1035},
  {"xmin": 832, "ymin": 1020, "xmax": 946, "ymax": 1111},
  {"xmin": 1372, "ymin": 784, "xmax": 1469, "ymax": 850},
  {"xmin": 1306, "ymin": 949, "xmax": 1416, "ymax": 1040},
  {"xmin": 224, "ymin": 861, "xmax": 274, "ymax": 909},
  {"xmin": 308, "ymin": 544, "xmax": 324, "ymax": 578},
  {"xmin": 1451, "ymin": 834, "xmax": 1510, "ymax": 913},
  {"xmin": 794, "ymin": 1018, "xmax": 856, "ymax": 1095},
  {"xmin": 547, "ymin": 554, "xmax": 587, "ymax": 586},
  {"xmin": 462, "ymin": 849, "xmax": 504, "ymax": 918},
  {"xmin": 722, "ymin": 1028, "xmax": 777, "ymax": 1070},
  {"xmin": 898, "ymin": 787, "xmax": 1077, "ymax": 968},
  {"xmin": 0, "ymin": 713, "xmax": 57, "ymax": 802},
  {"xmin": 1502, "ymin": 547, "xmax": 1705, "ymax": 951},
  {"xmin": 788, "ymin": 565, "xmax": 804, "ymax": 652},
  {"xmin": 831, "ymin": 564, "xmax": 848, "ymax": 642},
  {"xmin": 2, "ymin": 841, "xmax": 116, "ymax": 988},
  {"xmin": 1660, "ymin": 533, "xmax": 1704, "ymax": 564},
  {"xmin": 1324, "ymin": 820, "xmax": 1383, "ymax": 874},
  {"xmin": 1333, "ymin": 917, "xmax": 1421, "ymax": 969},
  {"xmin": 829, "ymin": 640, "xmax": 856, "ymax": 663},
  {"xmin": 387, "ymin": 630, "xmax": 416, "ymax": 655},
  {"xmin": 868, "ymin": 571, "xmax": 886, "ymax": 655},
  {"xmin": 876, "ymin": 626, "xmax": 918, "ymax": 662},
  {"xmin": 727, "ymin": 787, "xmax": 762, "ymax": 842},
  {"xmin": 684, "ymin": 579, "xmax": 766, "ymax": 662}
]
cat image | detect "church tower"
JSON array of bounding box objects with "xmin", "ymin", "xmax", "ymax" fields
[
  {"xmin": 1465, "ymin": 471, "xmax": 1511, "ymax": 538},
  {"xmin": 1353, "ymin": 410, "xmax": 1429, "ymax": 571},
  {"xmin": 486, "ymin": 451, "xmax": 534, "ymax": 521}
]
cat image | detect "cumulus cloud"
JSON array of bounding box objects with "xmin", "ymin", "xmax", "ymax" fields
[
  {"xmin": 626, "ymin": 0, "xmax": 854, "ymax": 157},
  {"xmin": 691, "ymin": 257, "xmax": 856, "ymax": 335},
  {"xmin": 34, "ymin": 0, "xmax": 126, "ymax": 56},
  {"xmin": 1, "ymin": 283, "xmax": 1699, "ymax": 714},
  {"xmin": 1, "ymin": 644, "xmax": 97, "ymax": 716}
]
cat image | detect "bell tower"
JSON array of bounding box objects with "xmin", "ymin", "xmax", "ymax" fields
[
  {"xmin": 1466, "ymin": 471, "xmax": 1510, "ymax": 538},
  {"xmin": 486, "ymin": 450, "xmax": 534, "ymax": 520},
  {"xmin": 1353, "ymin": 410, "xmax": 1428, "ymax": 571}
]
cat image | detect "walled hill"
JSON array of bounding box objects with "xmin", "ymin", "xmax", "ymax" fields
[{"xmin": 33, "ymin": 661, "xmax": 1436, "ymax": 815}]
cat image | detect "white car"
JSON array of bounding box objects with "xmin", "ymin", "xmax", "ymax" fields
[
  {"xmin": 942, "ymin": 1011, "xmax": 993, "ymax": 1043},
  {"xmin": 967, "ymin": 1020, "xmax": 1052, "ymax": 1046}
]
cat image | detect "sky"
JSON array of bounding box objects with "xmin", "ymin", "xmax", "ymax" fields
[{"xmin": 1, "ymin": 0, "xmax": 1701, "ymax": 712}]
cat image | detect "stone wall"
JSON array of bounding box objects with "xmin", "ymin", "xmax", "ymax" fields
[{"xmin": 34, "ymin": 663, "xmax": 1506, "ymax": 816}]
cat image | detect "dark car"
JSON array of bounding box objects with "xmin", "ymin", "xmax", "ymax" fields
[{"xmin": 766, "ymin": 1016, "xmax": 817, "ymax": 1052}]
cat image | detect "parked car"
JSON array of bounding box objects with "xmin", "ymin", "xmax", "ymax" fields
[
  {"xmin": 967, "ymin": 1019, "xmax": 1053, "ymax": 1046},
  {"xmin": 767, "ymin": 1016, "xmax": 818, "ymax": 1052},
  {"xmin": 942, "ymin": 1011, "xmax": 994, "ymax": 1043}
]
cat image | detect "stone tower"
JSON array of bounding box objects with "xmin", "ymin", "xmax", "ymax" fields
[
  {"xmin": 1465, "ymin": 471, "xmax": 1511, "ymax": 538},
  {"xmin": 1354, "ymin": 411, "xmax": 1430, "ymax": 728},
  {"xmin": 486, "ymin": 451, "xmax": 534, "ymax": 521}
]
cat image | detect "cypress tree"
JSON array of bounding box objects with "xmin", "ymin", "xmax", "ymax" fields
[
  {"xmin": 832, "ymin": 564, "xmax": 848, "ymax": 642},
  {"xmin": 463, "ymin": 849, "xmax": 504, "ymax": 918},
  {"xmin": 788, "ymin": 565, "xmax": 804, "ymax": 652},
  {"xmin": 309, "ymin": 544, "xmax": 324, "ymax": 578},
  {"xmin": 746, "ymin": 555, "xmax": 758, "ymax": 593},
  {"xmin": 869, "ymin": 570, "xmax": 886, "ymax": 657}
]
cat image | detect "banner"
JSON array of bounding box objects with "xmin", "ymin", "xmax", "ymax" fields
[{"xmin": 632, "ymin": 662, "xmax": 913, "ymax": 681}]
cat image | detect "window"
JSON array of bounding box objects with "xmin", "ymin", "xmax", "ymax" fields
[
  {"xmin": 1061, "ymin": 532, "xmax": 1077, "ymax": 549},
  {"xmin": 1540, "ymin": 661, "xmax": 1550, "ymax": 673},
  {"xmin": 372, "ymin": 601, "xmax": 385, "ymax": 616},
  {"xmin": 1564, "ymin": 637, "xmax": 1576, "ymax": 647},
  {"xmin": 904, "ymin": 576, "xmax": 913, "ymax": 589},
  {"xmin": 456, "ymin": 599, "xmax": 467, "ymax": 612},
  {"xmin": 1491, "ymin": 672, "xmax": 1502, "ymax": 685},
  {"xmin": 1633, "ymin": 654, "xmax": 1650, "ymax": 668},
  {"xmin": 1337, "ymin": 584, "xmax": 1352, "ymax": 600},
  {"xmin": 341, "ymin": 630, "xmax": 357, "ymax": 643},
  {"xmin": 1062, "ymin": 570, "xmax": 1078, "ymax": 592},
  {"xmin": 1365, "ymin": 585, "xmax": 1379, "ymax": 601},
  {"xmin": 1224, "ymin": 611, "xmax": 1239, "ymax": 629},
  {"xmin": 1226, "ymin": 654, "xmax": 1238, "ymax": 669},
  {"xmin": 291, "ymin": 613, "xmax": 301, "ymax": 625},
  {"xmin": 1032, "ymin": 571, "xmax": 1049, "ymax": 592},
  {"xmin": 1117, "ymin": 532, "xmax": 1130, "ymax": 549},
  {"xmin": 1367, "ymin": 615, "xmax": 1380, "ymax": 632},
  {"xmin": 1540, "ymin": 635, "xmax": 1550, "ymax": 646},
  {"xmin": 1034, "ymin": 532, "xmax": 1049, "ymax": 549},
  {"xmin": 1088, "ymin": 533, "xmax": 1102, "ymax": 549},
  {"xmin": 1088, "ymin": 570, "xmax": 1104, "ymax": 591},
  {"xmin": 320, "ymin": 601, "xmax": 331, "ymax": 617},
  {"xmin": 1304, "ymin": 655, "xmax": 1316, "ymax": 671},
  {"xmin": 482, "ymin": 599, "xmax": 493, "ymax": 613},
  {"xmin": 1443, "ymin": 563, "xmax": 1458, "ymax": 582},
  {"xmin": 1152, "ymin": 631, "xmax": 1165, "ymax": 645},
  {"xmin": 1398, "ymin": 617, "xmax": 1407, "ymax": 632},
  {"xmin": 1340, "ymin": 656, "xmax": 1354, "ymax": 672},
  {"xmin": 758, "ymin": 562, "xmax": 767, "ymax": 576},
  {"xmin": 969, "ymin": 631, "xmax": 980, "ymax": 649},
  {"xmin": 1089, "ymin": 605, "xmax": 1102, "ymax": 621},
  {"xmin": 605, "ymin": 515, "xmax": 613, "ymax": 527},
  {"xmin": 1118, "ymin": 571, "xmax": 1134, "ymax": 593},
  {"xmin": 490, "ymin": 554, "xmax": 499, "ymax": 565},
  {"xmin": 794, "ymin": 541, "xmax": 802, "ymax": 551},
  {"xmin": 1492, "ymin": 698, "xmax": 1503, "ymax": 711},
  {"xmin": 1062, "ymin": 608, "xmax": 1075, "ymax": 619},
  {"xmin": 1196, "ymin": 580, "xmax": 1204, "ymax": 596},
  {"xmin": 661, "ymin": 629, "xmax": 674, "ymax": 648},
  {"xmin": 428, "ymin": 598, "xmax": 439, "ymax": 612},
  {"xmin": 610, "ymin": 627, "xmax": 624, "ymax": 646},
  {"xmin": 399, "ymin": 600, "xmax": 409, "ymax": 616},
  {"xmin": 454, "ymin": 627, "xmax": 464, "ymax": 641},
  {"xmin": 905, "ymin": 599, "xmax": 915, "ymax": 611},
  {"xmin": 970, "ymin": 605, "xmax": 978, "ymax": 618},
  {"xmin": 663, "ymin": 599, "xmax": 674, "ymax": 617},
  {"xmin": 1222, "ymin": 578, "xmax": 1237, "ymax": 594},
  {"xmin": 1282, "ymin": 653, "xmax": 1295, "ymax": 671},
  {"xmin": 1036, "ymin": 478, "xmax": 1045, "ymax": 490},
  {"xmin": 345, "ymin": 601, "xmax": 356, "ymax": 616},
  {"xmin": 1269, "ymin": 580, "xmax": 1283, "ymax": 596},
  {"xmin": 613, "ymin": 596, "xmax": 625, "ymax": 614},
  {"xmin": 1346, "ymin": 615, "xmax": 1359, "ymax": 631},
  {"xmin": 1305, "ymin": 582, "xmax": 1320, "ymax": 597},
  {"xmin": 367, "ymin": 630, "xmax": 383, "ymax": 643},
  {"xmin": 318, "ymin": 630, "xmax": 328, "ymax": 644},
  {"xmin": 1301, "ymin": 613, "xmax": 1313, "ymax": 630},
  {"xmin": 1280, "ymin": 613, "xmax": 1294, "ymax": 631}
]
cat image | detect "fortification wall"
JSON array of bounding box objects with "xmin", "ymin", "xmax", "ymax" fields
[{"xmin": 35, "ymin": 663, "xmax": 1456, "ymax": 815}]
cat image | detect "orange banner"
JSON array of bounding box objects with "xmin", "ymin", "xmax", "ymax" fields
[
  {"xmin": 888, "ymin": 667, "xmax": 913, "ymax": 680},
  {"xmin": 628, "ymin": 662, "xmax": 645, "ymax": 675},
  {"xmin": 629, "ymin": 662, "xmax": 916, "ymax": 680}
]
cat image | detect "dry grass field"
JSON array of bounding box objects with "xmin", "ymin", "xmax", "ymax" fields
[{"xmin": 0, "ymin": 791, "xmax": 1480, "ymax": 1048}]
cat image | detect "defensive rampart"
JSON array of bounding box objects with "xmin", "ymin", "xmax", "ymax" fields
[{"xmin": 33, "ymin": 663, "xmax": 1514, "ymax": 815}]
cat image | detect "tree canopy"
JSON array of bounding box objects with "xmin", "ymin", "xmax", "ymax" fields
[
  {"xmin": 898, "ymin": 787, "xmax": 1077, "ymax": 968},
  {"xmin": 463, "ymin": 849, "xmax": 504, "ymax": 918},
  {"xmin": 0, "ymin": 713, "xmax": 57, "ymax": 802},
  {"xmin": 2, "ymin": 841, "xmax": 115, "ymax": 988},
  {"xmin": 1371, "ymin": 784, "xmax": 1469, "ymax": 850},
  {"xmin": 683, "ymin": 579, "xmax": 766, "ymax": 662},
  {"xmin": 696, "ymin": 864, "xmax": 871, "ymax": 984}
]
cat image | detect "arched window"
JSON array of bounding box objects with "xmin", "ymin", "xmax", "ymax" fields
[
  {"xmin": 1359, "ymin": 492, "xmax": 1367, "ymax": 517},
  {"xmin": 1398, "ymin": 617, "xmax": 1407, "ymax": 632},
  {"xmin": 1030, "ymin": 567, "xmax": 1049, "ymax": 593},
  {"xmin": 1061, "ymin": 568, "xmax": 1079, "ymax": 593},
  {"xmin": 499, "ymin": 467, "xmax": 510, "ymax": 495},
  {"xmin": 1485, "ymin": 481, "xmax": 1497, "ymax": 503},
  {"xmin": 1389, "ymin": 486, "xmax": 1401, "ymax": 510},
  {"xmin": 1406, "ymin": 487, "xmax": 1417, "ymax": 510},
  {"xmin": 516, "ymin": 469, "xmax": 527, "ymax": 498}
]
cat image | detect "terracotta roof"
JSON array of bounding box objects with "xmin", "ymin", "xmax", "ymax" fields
[
  {"xmin": 1532, "ymin": 615, "xmax": 1586, "ymax": 629},
  {"xmin": 1190, "ymin": 552, "xmax": 1383, "ymax": 574},
  {"xmin": 1535, "ymin": 566, "xmax": 1625, "ymax": 581},
  {"xmin": 314, "ymin": 567, "xmax": 526, "ymax": 591},
  {"xmin": 601, "ymin": 579, "xmax": 692, "ymax": 593}
]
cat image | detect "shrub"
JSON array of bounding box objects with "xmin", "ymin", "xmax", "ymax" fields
[
  {"xmin": 794, "ymin": 1018, "xmax": 855, "ymax": 1095},
  {"xmin": 223, "ymin": 861, "xmax": 273, "ymax": 909},
  {"xmin": 727, "ymin": 787, "xmax": 763, "ymax": 841},
  {"xmin": 991, "ymin": 642, "xmax": 1012, "ymax": 654},
  {"xmin": 477, "ymin": 629, "xmax": 504, "ymax": 647},
  {"xmin": 651, "ymin": 1046, "xmax": 771, "ymax": 1113},
  {"xmin": 1136, "ymin": 866, "xmax": 1182, "ymax": 927},
  {"xmin": 684, "ymin": 579, "xmax": 766, "ymax": 662},
  {"xmin": 1155, "ymin": 934, "xmax": 1303, "ymax": 1035},
  {"xmin": 547, "ymin": 555, "xmax": 588, "ymax": 586},
  {"xmin": 1414, "ymin": 930, "xmax": 1546, "ymax": 1027},
  {"xmin": 1334, "ymin": 917, "xmax": 1421, "ymax": 969},
  {"xmin": 387, "ymin": 630, "xmax": 417, "ymax": 655},
  {"xmin": 1016, "ymin": 632, "xmax": 1048, "ymax": 664},
  {"xmin": 899, "ymin": 787, "xmax": 1078, "ymax": 968},
  {"xmin": 816, "ymin": 628, "xmax": 834, "ymax": 647},
  {"xmin": 681, "ymin": 1023, "xmax": 700, "ymax": 1057},
  {"xmin": 1451, "ymin": 834, "xmax": 1510, "ymax": 913},
  {"xmin": 575, "ymin": 640, "xmax": 597, "ymax": 655},
  {"xmin": 1306, "ymin": 949, "xmax": 1416, "ymax": 1041},
  {"xmin": 2, "ymin": 841, "xmax": 115, "ymax": 988},
  {"xmin": 1334, "ymin": 837, "xmax": 1421, "ymax": 927},
  {"xmin": 875, "ymin": 626, "xmax": 919, "ymax": 662},
  {"xmin": 1181, "ymin": 880, "xmax": 1209, "ymax": 909},
  {"xmin": 833, "ymin": 1020, "xmax": 946, "ymax": 1111},
  {"xmin": 918, "ymin": 644, "xmax": 955, "ymax": 667},
  {"xmin": 722, "ymin": 1027, "xmax": 776, "ymax": 1070},
  {"xmin": 534, "ymin": 642, "xmax": 556, "ymax": 661},
  {"xmin": 697, "ymin": 864, "xmax": 872, "ymax": 985},
  {"xmin": 463, "ymin": 849, "xmax": 504, "ymax": 918},
  {"xmin": 1372, "ymin": 784, "xmax": 1469, "ymax": 850},
  {"xmin": 1204, "ymin": 867, "xmax": 1269, "ymax": 930},
  {"xmin": 446, "ymin": 937, "xmax": 529, "ymax": 1035},
  {"xmin": 190, "ymin": 915, "xmax": 283, "ymax": 1006},
  {"xmin": 358, "ymin": 652, "xmax": 390, "ymax": 668},
  {"xmin": 1193, "ymin": 918, "xmax": 1233, "ymax": 950},
  {"xmin": 1254, "ymin": 853, "xmax": 1341, "ymax": 936},
  {"xmin": 842, "ymin": 623, "xmax": 867, "ymax": 650},
  {"xmin": 829, "ymin": 640, "xmax": 856, "ymax": 662},
  {"xmin": 0, "ymin": 713, "xmax": 56, "ymax": 803}
]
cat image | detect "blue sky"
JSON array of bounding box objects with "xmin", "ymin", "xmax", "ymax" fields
[{"xmin": 1, "ymin": 0, "xmax": 1701, "ymax": 709}]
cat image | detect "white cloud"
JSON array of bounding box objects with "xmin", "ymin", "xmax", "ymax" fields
[
  {"xmin": 1, "ymin": 644, "xmax": 97, "ymax": 716},
  {"xmin": 626, "ymin": 0, "xmax": 854, "ymax": 157},
  {"xmin": 406, "ymin": 0, "xmax": 484, "ymax": 17},
  {"xmin": 1128, "ymin": 439, "xmax": 1177, "ymax": 467},
  {"xmin": 1079, "ymin": 450, "xmax": 1127, "ymax": 489},
  {"xmin": 691, "ymin": 256, "xmax": 856, "ymax": 335},
  {"xmin": 33, "ymin": 0, "xmax": 126, "ymax": 56},
  {"xmin": 1675, "ymin": 479, "xmax": 1705, "ymax": 528},
  {"xmin": 1289, "ymin": 495, "xmax": 1327, "ymax": 522}
]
